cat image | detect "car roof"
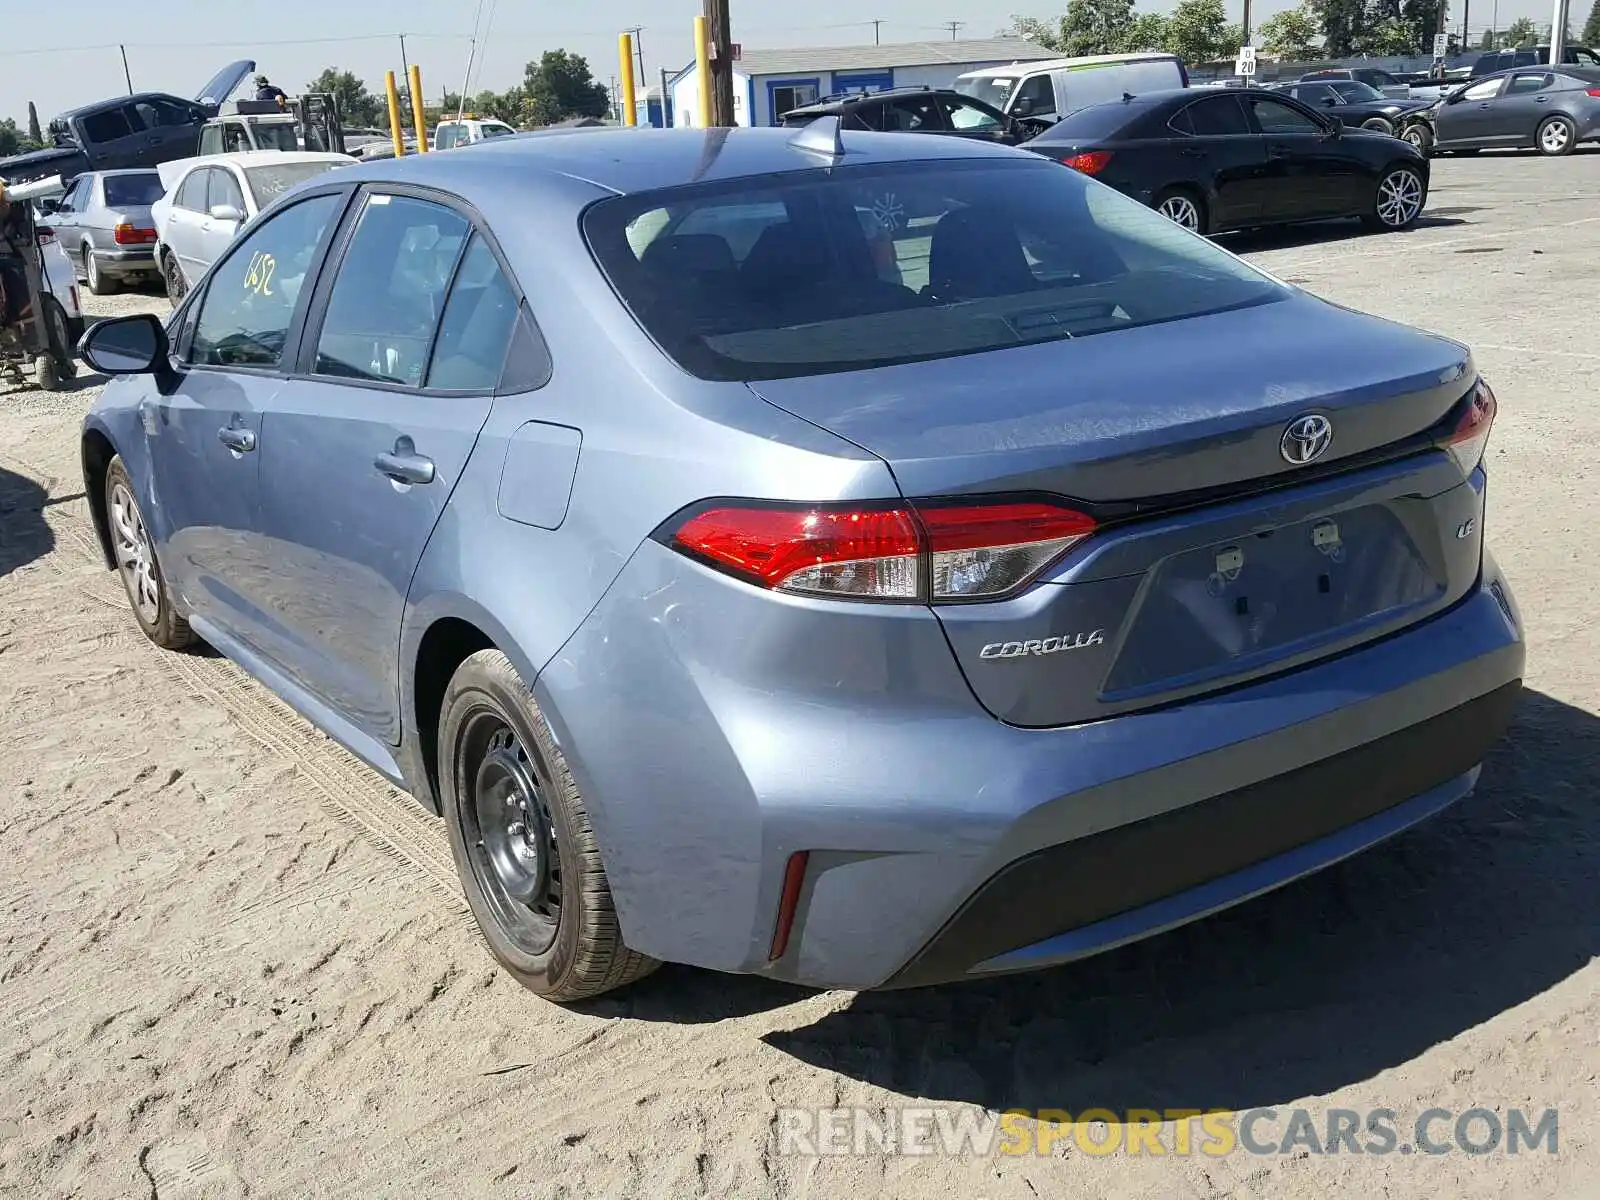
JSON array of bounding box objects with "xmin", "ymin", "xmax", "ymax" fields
[
  {"xmin": 328, "ymin": 125, "xmax": 1027, "ymax": 198},
  {"xmin": 958, "ymin": 52, "xmax": 1178, "ymax": 80}
]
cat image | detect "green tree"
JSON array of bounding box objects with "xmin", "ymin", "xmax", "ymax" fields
[
  {"xmin": 1163, "ymin": 0, "xmax": 1243, "ymax": 60},
  {"xmin": 0, "ymin": 118, "xmax": 26, "ymax": 157},
  {"xmin": 1010, "ymin": 0, "xmax": 1137, "ymax": 55},
  {"xmin": 306, "ymin": 68, "xmax": 384, "ymax": 129},
  {"xmin": 1582, "ymin": 0, "xmax": 1599, "ymax": 43},
  {"xmin": 1258, "ymin": 2, "xmax": 1323, "ymax": 55},
  {"xmin": 522, "ymin": 50, "xmax": 609, "ymax": 126},
  {"xmin": 26, "ymin": 102, "xmax": 42, "ymax": 147},
  {"xmin": 1125, "ymin": 10, "xmax": 1170, "ymax": 48},
  {"xmin": 1503, "ymin": 15, "xmax": 1536, "ymax": 45},
  {"xmin": 1478, "ymin": 26, "xmax": 1496, "ymax": 48},
  {"xmin": 1312, "ymin": 0, "xmax": 1365, "ymax": 53}
]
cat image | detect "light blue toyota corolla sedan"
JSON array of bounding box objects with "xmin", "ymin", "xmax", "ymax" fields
[{"xmin": 77, "ymin": 123, "xmax": 1523, "ymax": 1001}]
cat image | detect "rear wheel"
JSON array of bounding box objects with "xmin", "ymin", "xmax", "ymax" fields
[
  {"xmin": 41, "ymin": 296, "xmax": 77, "ymax": 382},
  {"xmin": 104, "ymin": 456, "xmax": 195, "ymax": 650},
  {"xmin": 83, "ymin": 245, "xmax": 118, "ymax": 296},
  {"xmin": 1153, "ymin": 187, "xmax": 1208, "ymax": 235},
  {"xmin": 1536, "ymin": 115, "xmax": 1576, "ymax": 157},
  {"xmin": 1363, "ymin": 164, "xmax": 1425, "ymax": 231},
  {"xmin": 161, "ymin": 251, "xmax": 188, "ymax": 307},
  {"xmin": 439, "ymin": 650, "xmax": 659, "ymax": 1002},
  {"xmin": 1361, "ymin": 116, "xmax": 1395, "ymax": 136}
]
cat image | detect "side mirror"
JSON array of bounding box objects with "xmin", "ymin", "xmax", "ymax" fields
[
  {"xmin": 209, "ymin": 203, "xmax": 244, "ymax": 224},
  {"xmin": 1326, "ymin": 115, "xmax": 1344, "ymax": 136},
  {"xmin": 38, "ymin": 199, "xmax": 60, "ymax": 215},
  {"xmin": 78, "ymin": 313, "xmax": 170, "ymax": 377},
  {"xmin": 1014, "ymin": 97, "xmax": 1036, "ymax": 117},
  {"xmin": 1321, "ymin": 97, "xmax": 1338, "ymax": 106}
]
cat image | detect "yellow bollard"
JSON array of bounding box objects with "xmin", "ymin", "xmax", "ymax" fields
[
  {"xmin": 693, "ymin": 16, "xmax": 712, "ymax": 129},
  {"xmin": 408, "ymin": 64, "xmax": 430, "ymax": 151},
  {"xmin": 385, "ymin": 70, "xmax": 406, "ymax": 157},
  {"xmin": 619, "ymin": 33, "xmax": 638, "ymax": 127}
]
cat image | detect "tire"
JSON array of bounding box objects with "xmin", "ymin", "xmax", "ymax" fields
[
  {"xmin": 33, "ymin": 355, "xmax": 60, "ymax": 392},
  {"xmin": 1360, "ymin": 116, "xmax": 1395, "ymax": 137},
  {"xmin": 1152, "ymin": 186, "xmax": 1208, "ymax": 235},
  {"xmin": 84, "ymin": 244, "xmax": 118, "ymax": 296},
  {"xmin": 1536, "ymin": 114, "xmax": 1576, "ymax": 157},
  {"xmin": 1402, "ymin": 123, "xmax": 1434, "ymax": 155},
  {"xmin": 1362, "ymin": 164, "xmax": 1426, "ymax": 232},
  {"xmin": 439, "ymin": 650, "xmax": 659, "ymax": 1002},
  {"xmin": 41, "ymin": 296, "xmax": 78, "ymax": 381},
  {"xmin": 104, "ymin": 456, "xmax": 195, "ymax": 650},
  {"xmin": 161, "ymin": 251, "xmax": 188, "ymax": 307}
]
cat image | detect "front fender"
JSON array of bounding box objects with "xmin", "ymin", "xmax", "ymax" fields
[{"xmin": 81, "ymin": 406, "xmax": 155, "ymax": 566}]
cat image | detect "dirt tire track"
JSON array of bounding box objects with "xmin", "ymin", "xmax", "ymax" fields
[{"xmin": 4, "ymin": 449, "xmax": 467, "ymax": 915}]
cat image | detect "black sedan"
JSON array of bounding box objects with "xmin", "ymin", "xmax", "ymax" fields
[
  {"xmin": 1425, "ymin": 66, "xmax": 1600, "ymax": 156},
  {"xmin": 1268, "ymin": 79, "xmax": 1434, "ymax": 145},
  {"xmin": 1023, "ymin": 88, "xmax": 1429, "ymax": 236},
  {"xmin": 778, "ymin": 87, "xmax": 1030, "ymax": 144}
]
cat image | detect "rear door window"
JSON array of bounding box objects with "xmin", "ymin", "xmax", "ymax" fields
[
  {"xmin": 1506, "ymin": 71, "xmax": 1555, "ymax": 94},
  {"xmin": 881, "ymin": 95, "xmax": 945, "ymax": 132},
  {"xmin": 312, "ymin": 194, "xmax": 469, "ymax": 386},
  {"xmin": 1181, "ymin": 95, "xmax": 1252, "ymax": 136},
  {"xmin": 80, "ymin": 107, "xmax": 133, "ymax": 143}
]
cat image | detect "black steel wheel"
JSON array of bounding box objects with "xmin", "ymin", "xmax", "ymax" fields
[{"xmin": 439, "ymin": 650, "xmax": 659, "ymax": 1001}]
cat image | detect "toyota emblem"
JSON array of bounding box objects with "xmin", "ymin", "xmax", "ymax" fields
[{"xmin": 1280, "ymin": 414, "xmax": 1334, "ymax": 465}]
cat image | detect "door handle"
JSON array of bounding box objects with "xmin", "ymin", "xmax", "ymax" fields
[
  {"xmin": 1534, "ymin": 96, "xmax": 1550, "ymax": 103},
  {"xmin": 375, "ymin": 450, "xmax": 435, "ymax": 485},
  {"xmin": 1477, "ymin": 103, "xmax": 1492, "ymax": 108},
  {"xmin": 1179, "ymin": 147, "xmax": 1206, "ymax": 158},
  {"xmin": 218, "ymin": 426, "xmax": 256, "ymax": 452}
]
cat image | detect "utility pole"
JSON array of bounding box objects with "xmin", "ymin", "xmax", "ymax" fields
[
  {"xmin": 1460, "ymin": 0, "xmax": 1469, "ymax": 51},
  {"xmin": 1242, "ymin": 0, "xmax": 1252, "ymax": 45},
  {"xmin": 399, "ymin": 34, "xmax": 413, "ymax": 129},
  {"xmin": 871, "ymin": 18, "xmax": 883, "ymax": 44},
  {"xmin": 660, "ymin": 67, "xmax": 672, "ymax": 127},
  {"xmin": 945, "ymin": 20, "xmax": 964, "ymax": 39},
  {"xmin": 705, "ymin": 0, "xmax": 736, "ymax": 126},
  {"xmin": 1550, "ymin": 0, "xmax": 1568, "ymax": 64},
  {"xmin": 626, "ymin": 27, "xmax": 647, "ymax": 94},
  {"xmin": 119, "ymin": 45, "xmax": 133, "ymax": 95}
]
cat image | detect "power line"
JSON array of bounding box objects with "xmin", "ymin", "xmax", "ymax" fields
[{"xmin": 0, "ymin": 32, "xmax": 472, "ymax": 58}]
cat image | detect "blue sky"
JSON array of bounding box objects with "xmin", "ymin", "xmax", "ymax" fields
[{"xmin": 2, "ymin": 0, "xmax": 1565, "ymax": 124}]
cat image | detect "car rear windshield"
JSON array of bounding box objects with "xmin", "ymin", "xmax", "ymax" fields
[
  {"xmin": 245, "ymin": 161, "xmax": 344, "ymax": 207},
  {"xmin": 103, "ymin": 173, "xmax": 164, "ymax": 207},
  {"xmin": 582, "ymin": 158, "xmax": 1286, "ymax": 382}
]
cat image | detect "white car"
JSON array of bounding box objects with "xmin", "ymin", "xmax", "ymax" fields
[
  {"xmin": 32, "ymin": 218, "xmax": 86, "ymax": 347},
  {"xmin": 433, "ymin": 117, "xmax": 517, "ymax": 149},
  {"xmin": 152, "ymin": 150, "xmax": 352, "ymax": 304}
]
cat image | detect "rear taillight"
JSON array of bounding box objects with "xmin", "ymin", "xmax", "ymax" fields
[
  {"xmin": 1446, "ymin": 377, "xmax": 1497, "ymax": 474},
  {"xmin": 36, "ymin": 227, "xmax": 54, "ymax": 244},
  {"xmin": 1587, "ymin": 87, "xmax": 1600, "ymax": 98},
  {"xmin": 1060, "ymin": 150, "xmax": 1113, "ymax": 176},
  {"xmin": 668, "ymin": 499, "xmax": 1097, "ymax": 603},
  {"xmin": 113, "ymin": 224, "xmax": 157, "ymax": 245}
]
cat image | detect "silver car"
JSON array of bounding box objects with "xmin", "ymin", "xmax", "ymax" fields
[
  {"xmin": 41, "ymin": 169, "xmax": 164, "ymax": 295},
  {"xmin": 151, "ymin": 150, "xmax": 352, "ymax": 303}
]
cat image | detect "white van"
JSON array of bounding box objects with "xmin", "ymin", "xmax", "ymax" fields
[{"xmin": 954, "ymin": 52, "xmax": 1188, "ymax": 125}]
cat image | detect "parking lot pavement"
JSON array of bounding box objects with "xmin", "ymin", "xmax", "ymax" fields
[{"xmin": 0, "ymin": 158, "xmax": 1596, "ymax": 1199}]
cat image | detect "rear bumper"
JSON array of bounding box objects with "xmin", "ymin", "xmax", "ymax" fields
[
  {"xmin": 538, "ymin": 543, "xmax": 1524, "ymax": 991},
  {"xmin": 92, "ymin": 246, "xmax": 157, "ymax": 274},
  {"xmin": 885, "ymin": 679, "xmax": 1517, "ymax": 987}
]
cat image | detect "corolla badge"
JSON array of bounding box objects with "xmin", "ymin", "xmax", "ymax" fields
[
  {"xmin": 1280, "ymin": 413, "xmax": 1334, "ymax": 465},
  {"xmin": 980, "ymin": 631, "xmax": 1105, "ymax": 660}
]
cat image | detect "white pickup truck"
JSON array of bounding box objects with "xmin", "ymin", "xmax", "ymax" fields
[{"xmin": 433, "ymin": 117, "xmax": 517, "ymax": 150}]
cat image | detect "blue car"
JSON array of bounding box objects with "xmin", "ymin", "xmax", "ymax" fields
[{"xmin": 77, "ymin": 123, "xmax": 1523, "ymax": 1001}]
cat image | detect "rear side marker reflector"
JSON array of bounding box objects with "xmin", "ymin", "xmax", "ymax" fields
[
  {"xmin": 770, "ymin": 851, "xmax": 810, "ymax": 961},
  {"xmin": 669, "ymin": 500, "xmax": 1098, "ymax": 603}
]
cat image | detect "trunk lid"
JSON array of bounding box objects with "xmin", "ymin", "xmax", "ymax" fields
[{"xmin": 747, "ymin": 293, "xmax": 1485, "ymax": 727}]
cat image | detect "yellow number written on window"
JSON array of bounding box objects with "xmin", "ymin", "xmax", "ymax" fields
[{"xmin": 243, "ymin": 251, "xmax": 277, "ymax": 297}]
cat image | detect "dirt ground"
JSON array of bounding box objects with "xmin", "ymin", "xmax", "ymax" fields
[{"xmin": 2, "ymin": 152, "xmax": 1598, "ymax": 1200}]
